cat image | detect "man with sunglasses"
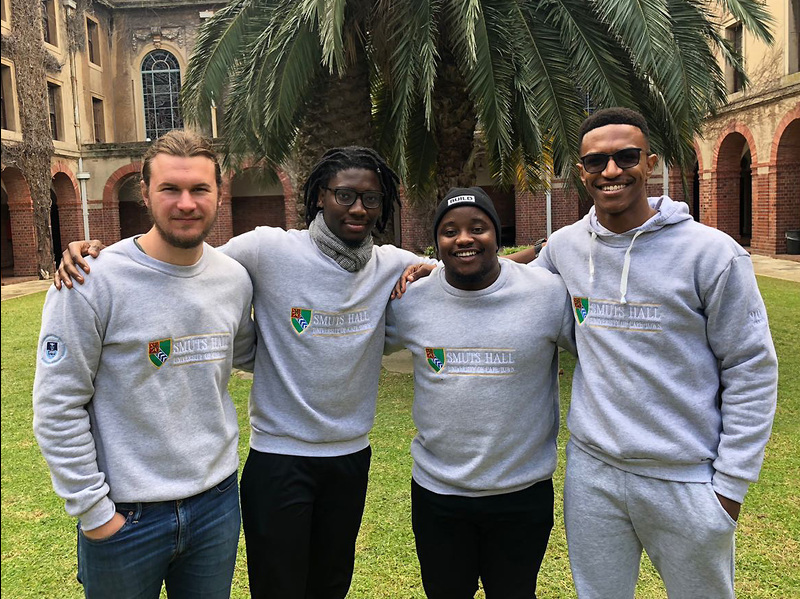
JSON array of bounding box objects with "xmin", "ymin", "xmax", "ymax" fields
[{"xmin": 536, "ymin": 107, "xmax": 777, "ymax": 598}]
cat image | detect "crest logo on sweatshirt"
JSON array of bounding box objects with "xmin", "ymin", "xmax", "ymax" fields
[
  {"xmin": 573, "ymin": 297, "xmax": 589, "ymax": 325},
  {"xmin": 291, "ymin": 307, "xmax": 313, "ymax": 334},
  {"xmin": 41, "ymin": 335, "xmax": 66, "ymax": 364},
  {"xmin": 148, "ymin": 339, "xmax": 172, "ymax": 368},
  {"xmin": 425, "ymin": 348, "xmax": 446, "ymax": 373}
]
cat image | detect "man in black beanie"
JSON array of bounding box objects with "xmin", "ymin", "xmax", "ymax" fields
[{"xmin": 386, "ymin": 186, "xmax": 576, "ymax": 598}]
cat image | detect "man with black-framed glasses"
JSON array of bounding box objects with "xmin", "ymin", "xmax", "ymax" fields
[{"xmin": 535, "ymin": 107, "xmax": 777, "ymax": 598}]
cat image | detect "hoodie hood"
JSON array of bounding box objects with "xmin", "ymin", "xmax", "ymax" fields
[
  {"xmin": 586, "ymin": 195, "xmax": 693, "ymax": 238},
  {"xmin": 583, "ymin": 196, "xmax": 693, "ymax": 303}
]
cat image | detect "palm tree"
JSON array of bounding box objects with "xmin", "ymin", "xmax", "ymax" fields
[{"xmin": 181, "ymin": 0, "xmax": 772, "ymax": 228}]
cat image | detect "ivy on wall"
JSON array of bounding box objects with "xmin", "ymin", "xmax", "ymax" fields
[{"xmin": 1, "ymin": 0, "xmax": 89, "ymax": 278}]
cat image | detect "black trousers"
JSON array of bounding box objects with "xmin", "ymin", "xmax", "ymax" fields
[
  {"xmin": 412, "ymin": 478, "xmax": 554, "ymax": 599},
  {"xmin": 240, "ymin": 447, "xmax": 371, "ymax": 599}
]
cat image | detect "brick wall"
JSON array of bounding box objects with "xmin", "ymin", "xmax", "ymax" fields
[
  {"xmin": 51, "ymin": 169, "xmax": 83, "ymax": 250},
  {"xmin": 2, "ymin": 166, "xmax": 38, "ymax": 276},
  {"xmin": 231, "ymin": 196, "xmax": 286, "ymax": 237},
  {"xmin": 398, "ymin": 191, "xmax": 433, "ymax": 253}
]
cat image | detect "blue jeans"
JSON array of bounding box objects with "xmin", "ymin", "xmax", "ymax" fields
[{"xmin": 77, "ymin": 472, "xmax": 240, "ymax": 599}]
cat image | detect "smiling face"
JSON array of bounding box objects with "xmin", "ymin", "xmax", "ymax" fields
[
  {"xmin": 139, "ymin": 153, "xmax": 220, "ymax": 261},
  {"xmin": 437, "ymin": 206, "xmax": 501, "ymax": 291},
  {"xmin": 317, "ymin": 168, "xmax": 382, "ymax": 247},
  {"xmin": 578, "ymin": 124, "xmax": 659, "ymax": 233}
]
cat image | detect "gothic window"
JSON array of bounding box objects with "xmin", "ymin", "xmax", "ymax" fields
[{"xmin": 141, "ymin": 50, "xmax": 183, "ymax": 140}]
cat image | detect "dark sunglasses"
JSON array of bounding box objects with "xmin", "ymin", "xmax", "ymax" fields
[
  {"xmin": 580, "ymin": 148, "xmax": 642, "ymax": 174},
  {"xmin": 322, "ymin": 187, "xmax": 383, "ymax": 209}
]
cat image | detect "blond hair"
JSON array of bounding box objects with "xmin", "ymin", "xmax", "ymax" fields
[{"xmin": 141, "ymin": 130, "xmax": 222, "ymax": 190}]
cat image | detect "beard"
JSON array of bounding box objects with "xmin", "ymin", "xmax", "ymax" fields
[{"xmin": 148, "ymin": 206, "xmax": 219, "ymax": 249}]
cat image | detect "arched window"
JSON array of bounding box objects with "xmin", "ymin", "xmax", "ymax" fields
[{"xmin": 141, "ymin": 50, "xmax": 183, "ymax": 140}]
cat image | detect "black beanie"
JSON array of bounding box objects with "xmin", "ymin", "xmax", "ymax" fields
[{"xmin": 433, "ymin": 187, "xmax": 501, "ymax": 250}]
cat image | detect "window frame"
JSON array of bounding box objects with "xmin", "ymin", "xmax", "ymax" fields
[
  {"xmin": 1, "ymin": 60, "xmax": 20, "ymax": 133},
  {"xmin": 140, "ymin": 49, "xmax": 184, "ymax": 140},
  {"xmin": 91, "ymin": 96, "xmax": 105, "ymax": 143},
  {"xmin": 41, "ymin": 0, "xmax": 58, "ymax": 48},
  {"xmin": 86, "ymin": 16, "xmax": 101, "ymax": 67},
  {"xmin": 46, "ymin": 80, "xmax": 64, "ymax": 141}
]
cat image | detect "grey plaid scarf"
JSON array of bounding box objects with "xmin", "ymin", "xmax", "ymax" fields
[{"xmin": 308, "ymin": 212, "xmax": 374, "ymax": 272}]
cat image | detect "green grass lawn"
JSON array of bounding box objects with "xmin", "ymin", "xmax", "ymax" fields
[{"xmin": 2, "ymin": 277, "xmax": 798, "ymax": 598}]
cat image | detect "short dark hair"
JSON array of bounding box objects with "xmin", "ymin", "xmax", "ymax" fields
[
  {"xmin": 578, "ymin": 107, "xmax": 651, "ymax": 151},
  {"xmin": 141, "ymin": 130, "xmax": 222, "ymax": 191},
  {"xmin": 303, "ymin": 146, "xmax": 401, "ymax": 233}
]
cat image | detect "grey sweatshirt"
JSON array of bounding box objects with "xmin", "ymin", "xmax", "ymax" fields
[
  {"xmin": 33, "ymin": 238, "xmax": 256, "ymax": 530},
  {"xmin": 385, "ymin": 261, "xmax": 576, "ymax": 496},
  {"xmin": 219, "ymin": 227, "xmax": 423, "ymax": 456},
  {"xmin": 535, "ymin": 196, "xmax": 778, "ymax": 502}
]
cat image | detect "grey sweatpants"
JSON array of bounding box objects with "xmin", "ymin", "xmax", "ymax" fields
[{"xmin": 564, "ymin": 442, "xmax": 737, "ymax": 599}]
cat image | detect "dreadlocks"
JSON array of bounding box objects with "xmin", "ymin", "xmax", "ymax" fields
[{"xmin": 304, "ymin": 146, "xmax": 401, "ymax": 233}]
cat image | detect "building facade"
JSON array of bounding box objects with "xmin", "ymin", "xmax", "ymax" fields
[
  {"xmin": 2, "ymin": 0, "xmax": 798, "ymax": 278},
  {"xmin": 508, "ymin": 0, "xmax": 799, "ymax": 256}
]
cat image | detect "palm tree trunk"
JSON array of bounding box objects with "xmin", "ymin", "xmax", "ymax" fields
[
  {"xmin": 427, "ymin": 46, "xmax": 478, "ymax": 230},
  {"xmin": 285, "ymin": 46, "xmax": 373, "ymax": 229}
]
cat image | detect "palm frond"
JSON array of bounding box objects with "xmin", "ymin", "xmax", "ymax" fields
[
  {"xmin": 224, "ymin": 3, "xmax": 323, "ymax": 164},
  {"xmin": 512, "ymin": 3, "xmax": 584, "ymax": 180},
  {"xmin": 303, "ymin": 0, "xmax": 348, "ymax": 75},
  {"xmin": 715, "ymin": 0, "xmax": 773, "ymax": 43},
  {"xmin": 403, "ymin": 97, "xmax": 439, "ymax": 203},
  {"xmin": 591, "ymin": 0, "xmax": 673, "ymax": 74},
  {"xmin": 181, "ymin": 0, "xmax": 268, "ymax": 125},
  {"xmin": 545, "ymin": 0, "xmax": 634, "ymax": 110},
  {"xmin": 374, "ymin": 0, "xmax": 440, "ymax": 178}
]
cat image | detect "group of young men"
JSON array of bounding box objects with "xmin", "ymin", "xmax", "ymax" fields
[{"xmin": 34, "ymin": 107, "xmax": 777, "ymax": 599}]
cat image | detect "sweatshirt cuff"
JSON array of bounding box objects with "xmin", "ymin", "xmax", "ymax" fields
[
  {"xmin": 79, "ymin": 496, "xmax": 117, "ymax": 532},
  {"xmin": 711, "ymin": 471, "xmax": 749, "ymax": 504}
]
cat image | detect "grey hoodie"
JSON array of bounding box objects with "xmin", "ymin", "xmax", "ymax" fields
[{"xmin": 535, "ymin": 196, "xmax": 777, "ymax": 503}]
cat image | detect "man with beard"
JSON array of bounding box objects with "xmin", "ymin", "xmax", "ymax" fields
[{"xmin": 33, "ymin": 130, "xmax": 256, "ymax": 599}]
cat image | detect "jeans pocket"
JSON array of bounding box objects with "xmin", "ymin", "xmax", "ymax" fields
[
  {"xmin": 79, "ymin": 510, "xmax": 133, "ymax": 545},
  {"xmin": 214, "ymin": 472, "xmax": 238, "ymax": 494}
]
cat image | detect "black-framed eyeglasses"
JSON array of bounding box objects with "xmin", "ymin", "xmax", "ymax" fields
[
  {"xmin": 580, "ymin": 148, "xmax": 642, "ymax": 174},
  {"xmin": 322, "ymin": 187, "xmax": 384, "ymax": 209}
]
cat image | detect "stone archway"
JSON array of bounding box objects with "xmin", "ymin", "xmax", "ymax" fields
[
  {"xmin": 103, "ymin": 162, "xmax": 142, "ymax": 244},
  {"xmin": 50, "ymin": 165, "xmax": 80, "ymax": 260},
  {"xmin": 118, "ymin": 175, "xmax": 150, "ymax": 239},
  {"xmin": 1, "ymin": 165, "xmax": 37, "ymax": 276},
  {"xmin": 774, "ymin": 118, "xmax": 800, "ymax": 254},
  {"xmin": 712, "ymin": 130, "xmax": 756, "ymax": 244}
]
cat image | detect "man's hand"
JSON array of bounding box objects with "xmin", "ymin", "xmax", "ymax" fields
[
  {"xmin": 82, "ymin": 511, "xmax": 126, "ymax": 540},
  {"xmin": 391, "ymin": 263, "xmax": 436, "ymax": 299},
  {"xmin": 54, "ymin": 240, "xmax": 106, "ymax": 290},
  {"xmin": 716, "ymin": 493, "xmax": 741, "ymax": 522},
  {"xmin": 503, "ymin": 238, "xmax": 546, "ymax": 264}
]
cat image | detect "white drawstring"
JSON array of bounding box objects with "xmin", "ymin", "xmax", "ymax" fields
[
  {"xmin": 589, "ymin": 232, "xmax": 597, "ymax": 283},
  {"xmin": 619, "ymin": 230, "xmax": 643, "ymax": 304}
]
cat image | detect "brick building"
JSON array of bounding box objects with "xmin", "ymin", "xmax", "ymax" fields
[{"xmin": 2, "ymin": 0, "xmax": 798, "ymax": 278}]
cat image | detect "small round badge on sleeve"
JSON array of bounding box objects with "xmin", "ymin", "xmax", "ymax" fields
[{"xmin": 41, "ymin": 335, "xmax": 66, "ymax": 364}]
